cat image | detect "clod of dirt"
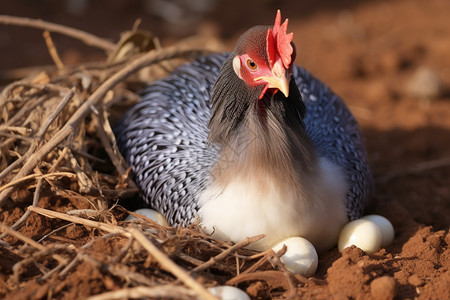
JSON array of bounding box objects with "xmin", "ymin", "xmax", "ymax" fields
[
  {"xmin": 370, "ymin": 276, "xmax": 397, "ymax": 300},
  {"xmin": 407, "ymin": 274, "xmax": 424, "ymax": 287},
  {"xmin": 326, "ymin": 247, "xmax": 368, "ymax": 299}
]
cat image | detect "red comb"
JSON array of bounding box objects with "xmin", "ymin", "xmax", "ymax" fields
[{"xmin": 266, "ymin": 10, "xmax": 294, "ymax": 69}]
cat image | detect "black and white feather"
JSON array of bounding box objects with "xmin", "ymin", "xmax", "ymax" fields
[{"xmin": 115, "ymin": 53, "xmax": 373, "ymax": 248}]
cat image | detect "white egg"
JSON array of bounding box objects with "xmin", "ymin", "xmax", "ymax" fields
[
  {"xmin": 361, "ymin": 215, "xmax": 395, "ymax": 248},
  {"xmin": 338, "ymin": 219, "xmax": 382, "ymax": 253},
  {"xmin": 271, "ymin": 237, "xmax": 318, "ymax": 276},
  {"xmin": 208, "ymin": 285, "xmax": 250, "ymax": 300},
  {"xmin": 125, "ymin": 208, "xmax": 169, "ymax": 226}
]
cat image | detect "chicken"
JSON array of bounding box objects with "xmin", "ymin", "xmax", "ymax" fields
[{"xmin": 115, "ymin": 11, "xmax": 373, "ymax": 252}]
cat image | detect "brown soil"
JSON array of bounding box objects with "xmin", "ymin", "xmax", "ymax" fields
[{"xmin": 1, "ymin": 0, "xmax": 449, "ymax": 299}]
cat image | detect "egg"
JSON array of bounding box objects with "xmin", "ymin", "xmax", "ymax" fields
[
  {"xmin": 362, "ymin": 215, "xmax": 394, "ymax": 248},
  {"xmin": 208, "ymin": 285, "xmax": 250, "ymax": 300},
  {"xmin": 125, "ymin": 208, "xmax": 169, "ymax": 226},
  {"xmin": 338, "ymin": 219, "xmax": 382, "ymax": 253},
  {"xmin": 271, "ymin": 237, "xmax": 318, "ymax": 276}
]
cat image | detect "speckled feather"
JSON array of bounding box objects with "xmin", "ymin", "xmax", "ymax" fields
[{"xmin": 115, "ymin": 53, "xmax": 373, "ymax": 225}]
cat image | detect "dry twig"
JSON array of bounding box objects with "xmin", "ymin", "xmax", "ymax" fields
[
  {"xmin": 0, "ymin": 15, "xmax": 115, "ymax": 51},
  {"xmin": 0, "ymin": 172, "xmax": 76, "ymax": 193},
  {"xmin": 227, "ymin": 270, "xmax": 292, "ymax": 291},
  {"xmin": 193, "ymin": 234, "xmax": 265, "ymax": 273},
  {"xmin": 86, "ymin": 286, "xmax": 199, "ymax": 300},
  {"xmin": 43, "ymin": 31, "xmax": 64, "ymax": 69},
  {"xmin": 28, "ymin": 206, "xmax": 129, "ymax": 237},
  {"xmin": 129, "ymin": 228, "xmax": 219, "ymax": 300}
]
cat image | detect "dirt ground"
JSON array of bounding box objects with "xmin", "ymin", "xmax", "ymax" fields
[{"xmin": 1, "ymin": 0, "xmax": 449, "ymax": 299}]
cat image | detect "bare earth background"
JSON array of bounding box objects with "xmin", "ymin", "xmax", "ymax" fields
[{"xmin": 0, "ymin": 0, "xmax": 449, "ymax": 299}]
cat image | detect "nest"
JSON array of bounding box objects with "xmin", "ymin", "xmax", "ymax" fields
[{"xmin": 0, "ymin": 16, "xmax": 309, "ymax": 299}]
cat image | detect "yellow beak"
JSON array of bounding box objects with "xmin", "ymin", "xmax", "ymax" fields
[{"xmin": 255, "ymin": 71, "xmax": 290, "ymax": 98}]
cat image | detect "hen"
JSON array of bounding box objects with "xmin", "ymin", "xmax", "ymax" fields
[{"xmin": 115, "ymin": 11, "xmax": 373, "ymax": 252}]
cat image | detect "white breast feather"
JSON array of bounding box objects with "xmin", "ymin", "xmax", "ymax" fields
[{"xmin": 198, "ymin": 157, "xmax": 348, "ymax": 252}]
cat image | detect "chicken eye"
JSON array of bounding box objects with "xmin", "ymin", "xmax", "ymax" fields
[{"xmin": 246, "ymin": 58, "xmax": 258, "ymax": 71}]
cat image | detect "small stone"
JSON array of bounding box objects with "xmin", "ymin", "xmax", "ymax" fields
[
  {"xmin": 370, "ymin": 276, "xmax": 396, "ymax": 300},
  {"xmin": 406, "ymin": 67, "xmax": 443, "ymax": 100},
  {"xmin": 408, "ymin": 274, "xmax": 424, "ymax": 287},
  {"xmin": 427, "ymin": 232, "xmax": 444, "ymax": 249}
]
